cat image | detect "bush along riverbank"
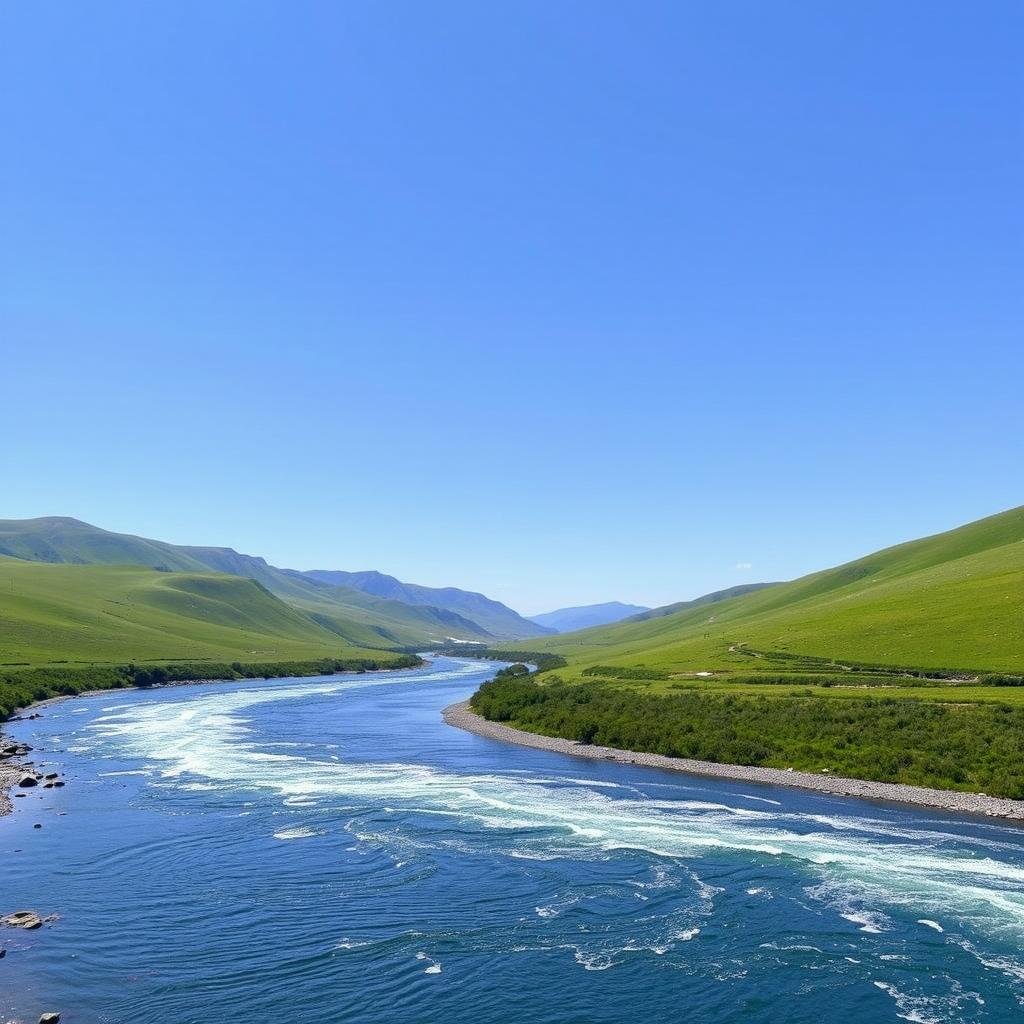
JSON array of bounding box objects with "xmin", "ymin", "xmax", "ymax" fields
[
  {"xmin": 0, "ymin": 654, "xmax": 423, "ymax": 721},
  {"xmin": 469, "ymin": 675, "xmax": 1024, "ymax": 799}
]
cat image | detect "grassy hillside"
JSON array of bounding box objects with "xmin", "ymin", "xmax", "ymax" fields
[
  {"xmin": 480, "ymin": 507, "xmax": 1024, "ymax": 798},
  {"xmin": 507, "ymin": 506, "xmax": 1024, "ymax": 679},
  {"xmin": 0, "ymin": 557, "xmax": 387, "ymax": 666},
  {"xmin": 0, "ymin": 518, "xmax": 492, "ymax": 645}
]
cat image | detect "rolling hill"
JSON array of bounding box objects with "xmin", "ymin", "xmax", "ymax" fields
[
  {"xmin": 528, "ymin": 601, "xmax": 650, "ymax": 633},
  {"xmin": 0, "ymin": 518, "xmax": 503, "ymax": 645},
  {"xmin": 501, "ymin": 505, "xmax": 1024, "ymax": 677},
  {"xmin": 0, "ymin": 557, "xmax": 387, "ymax": 666}
]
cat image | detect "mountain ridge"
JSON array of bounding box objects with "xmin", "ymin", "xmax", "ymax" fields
[
  {"xmin": 528, "ymin": 601, "xmax": 650, "ymax": 633},
  {"xmin": 0, "ymin": 517, "xmax": 535, "ymax": 642}
]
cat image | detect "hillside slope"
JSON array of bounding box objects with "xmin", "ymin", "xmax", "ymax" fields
[
  {"xmin": 0, "ymin": 557, "xmax": 389, "ymax": 667},
  {"xmin": 0, "ymin": 518, "xmax": 492, "ymax": 645},
  {"xmin": 505, "ymin": 506, "xmax": 1024, "ymax": 676}
]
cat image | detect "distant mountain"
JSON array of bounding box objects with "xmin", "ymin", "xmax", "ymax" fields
[
  {"xmin": 0, "ymin": 518, "xmax": 497, "ymax": 645},
  {"xmin": 299, "ymin": 569, "xmax": 552, "ymax": 640},
  {"xmin": 529, "ymin": 601, "xmax": 650, "ymax": 633}
]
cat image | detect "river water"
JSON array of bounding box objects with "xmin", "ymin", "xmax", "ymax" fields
[{"xmin": 2, "ymin": 656, "xmax": 1024, "ymax": 1023}]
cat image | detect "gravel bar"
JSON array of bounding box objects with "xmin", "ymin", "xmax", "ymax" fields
[{"xmin": 443, "ymin": 700, "xmax": 1024, "ymax": 823}]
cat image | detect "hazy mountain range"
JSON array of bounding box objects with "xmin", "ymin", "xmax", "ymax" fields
[{"xmin": 528, "ymin": 601, "xmax": 650, "ymax": 633}]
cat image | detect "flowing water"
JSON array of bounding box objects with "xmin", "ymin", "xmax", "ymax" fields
[{"xmin": 3, "ymin": 656, "xmax": 1024, "ymax": 1023}]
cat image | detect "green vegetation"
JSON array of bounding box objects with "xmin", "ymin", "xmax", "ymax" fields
[
  {"xmin": 0, "ymin": 517, "xmax": 497, "ymax": 646},
  {"xmin": 480, "ymin": 506, "xmax": 1024, "ymax": 797},
  {"xmin": 508, "ymin": 505, "xmax": 1024, "ymax": 679},
  {"xmin": 471, "ymin": 675, "xmax": 1024, "ymax": 797}
]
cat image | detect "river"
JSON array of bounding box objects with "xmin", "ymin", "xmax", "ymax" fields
[{"xmin": 2, "ymin": 656, "xmax": 1024, "ymax": 1023}]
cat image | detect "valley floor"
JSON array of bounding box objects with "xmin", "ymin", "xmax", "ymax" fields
[{"xmin": 442, "ymin": 700, "xmax": 1024, "ymax": 823}]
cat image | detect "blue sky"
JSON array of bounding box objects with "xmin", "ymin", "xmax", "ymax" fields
[{"xmin": 2, "ymin": 2, "xmax": 1021, "ymax": 615}]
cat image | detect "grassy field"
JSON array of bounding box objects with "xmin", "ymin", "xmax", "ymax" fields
[
  {"xmin": 502, "ymin": 505, "xmax": 1024, "ymax": 685},
  {"xmin": 0, "ymin": 517, "xmax": 494, "ymax": 646},
  {"xmin": 0, "ymin": 557, "xmax": 394, "ymax": 667},
  {"xmin": 481, "ymin": 507, "xmax": 1024, "ymax": 796}
]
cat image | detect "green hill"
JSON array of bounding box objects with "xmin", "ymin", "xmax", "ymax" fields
[
  {"xmin": 506, "ymin": 505, "xmax": 1024, "ymax": 678},
  {"xmin": 0, "ymin": 557, "xmax": 386, "ymax": 666},
  {"xmin": 0, "ymin": 518, "xmax": 493, "ymax": 646}
]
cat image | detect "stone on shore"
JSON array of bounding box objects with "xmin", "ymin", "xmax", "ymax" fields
[{"xmin": 39, "ymin": 1013, "xmax": 61, "ymax": 1024}]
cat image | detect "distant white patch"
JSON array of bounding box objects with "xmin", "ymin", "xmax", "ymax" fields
[
  {"xmin": 735, "ymin": 562, "xmax": 753, "ymax": 571},
  {"xmin": 918, "ymin": 919, "xmax": 944, "ymax": 932},
  {"xmin": 273, "ymin": 826, "xmax": 319, "ymax": 840},
  {"xmin": 416, "ymin": 952, "xmax": 442, "ymax": 974},
  {"xmin": 841, "ymin": 911, "xmax": 885, "ymax": 934}
]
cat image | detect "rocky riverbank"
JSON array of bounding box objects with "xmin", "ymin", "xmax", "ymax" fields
[
  {"xmin": 0, "ymin": 736, "xmax": 65, "ymax": 818},
  {"xmin": 443, "ymin": 700, "xmax": 1024, "ymax": 823}
]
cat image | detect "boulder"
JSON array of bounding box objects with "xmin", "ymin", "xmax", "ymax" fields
[
  {"xmin": 39, "ymin": 1014, "xmax": 61, "ymax": 1024},
  {"xmin": 17, "ymin": 774, "xmax": 38, "ymax": 788},
  {"xmin": 2, "ymin": 911, "xmax": 44, "ymax": 929}
]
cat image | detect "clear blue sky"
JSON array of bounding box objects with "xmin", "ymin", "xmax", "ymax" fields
[{"xmin": 2, "ymin": 2, "xmax": 1021, "ymax": 615}]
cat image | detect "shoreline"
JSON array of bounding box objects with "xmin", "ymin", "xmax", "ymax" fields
[{"xmin": 443, "ymin": 700, "xmax": 1024, "ymax": 823}]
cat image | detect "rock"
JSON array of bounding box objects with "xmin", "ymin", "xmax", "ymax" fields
[
  {"xmin": 0, "ymin": 948, "xmax": 6, "ymax": 958},
  {"xmin": 17, "ymin": 775, "xmax": 38, "ymax": 788},
  {"xmin": 44, "ymin": 773, "xmax": 58, "ymax": 781},
  {"xmin": 1, "ymin": 911, "xmax": 43, "ymax": 929},
  {"xmin": 53, "ymin": 781, "xmax": 65, "ymax": 788},
  {"xmin": 33, "ymin": 823, "xmax": 42, "ymax": 829},
  {"xmin": 39, "ymin": 1014, "xmax": 61, "ymax": 1024}
]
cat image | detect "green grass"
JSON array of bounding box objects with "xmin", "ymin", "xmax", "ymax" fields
[
  {"xmin": 0, "ymin": 517, "xmax": 495, "ymax": 646},
  {"xmin": 502, "ymin": 505, "xmax": 1024, "ymax": 682},
  {"xmin": 0, "ymin": 557, "xmax": 396, "ymax": 667}
]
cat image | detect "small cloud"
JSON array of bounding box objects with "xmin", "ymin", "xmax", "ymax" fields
[{"xmin": 735, "ymin": 562, "xmax": 753, "ymax": 571}]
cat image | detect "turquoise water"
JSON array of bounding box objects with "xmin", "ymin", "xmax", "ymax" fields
[{"xmin": 3, "ymin": 656, "xmax": 1024, "ymax": 1023}]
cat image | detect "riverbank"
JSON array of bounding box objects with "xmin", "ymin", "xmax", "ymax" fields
[{"xmin": 443, "ymin": 700, "xmax": 1024, "ymax": 822}]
